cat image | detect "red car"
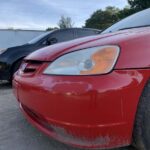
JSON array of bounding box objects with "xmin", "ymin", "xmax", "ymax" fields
[{"xmin": 13, "ymin": 9, "xmax": 150, "ymax": 149}]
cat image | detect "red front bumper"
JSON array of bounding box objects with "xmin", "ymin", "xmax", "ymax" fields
[{"xmin": 13, "ymin": 69, "xmax": 149, "ymax": 149}]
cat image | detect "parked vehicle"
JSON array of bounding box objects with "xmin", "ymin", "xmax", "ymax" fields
[
  {"xmin": 0, "ymin": 28, "xmax": 101, "ymax": 81},
  {"xmin": 13, "ymin": 9, "xmax": 150, "ymax": 149}
]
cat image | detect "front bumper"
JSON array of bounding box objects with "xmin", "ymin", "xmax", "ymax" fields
[{"xmin": 13, "ymin": 69, "xmax": 150, "ymax": 149}]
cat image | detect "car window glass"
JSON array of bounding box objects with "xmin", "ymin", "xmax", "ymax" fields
[
  {"xmin": 27, "ymin": 31, "xmax": 51, "ymax": 44},
  {"xmin": 102, "ymin": 8, "xmax": 150, "ymax": 34},
  {"xmin": 51, "ymin": 30, "xmax": 74, "ymax": 43},
  {"xmin": 76, "ymin": 29, "xmax": 97, "ymax": 38}
]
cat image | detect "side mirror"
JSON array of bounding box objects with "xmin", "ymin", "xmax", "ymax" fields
[{"xmin": 47, "ymin": 38, "xmax": 57, "ymax": 45}]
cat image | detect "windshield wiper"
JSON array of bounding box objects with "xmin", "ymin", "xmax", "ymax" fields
[{"xmin": 119, "ymin": 25, "xmax": 150, "ymax": 31}]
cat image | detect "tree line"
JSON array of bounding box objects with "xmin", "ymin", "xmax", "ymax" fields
[
  {"xmin": 85, "ymin": 0, "xmax": 150, "ymax": 30},
  {"xmin": 47, "ymin": 0, "xmax": 150, "ymax": 31}
]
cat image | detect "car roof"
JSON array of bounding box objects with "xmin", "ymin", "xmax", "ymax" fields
[{"xmin": 53, "ymin": 28, "xmax": 101, "ymax": 33}]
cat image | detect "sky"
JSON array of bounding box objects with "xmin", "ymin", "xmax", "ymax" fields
[{"xmin": 0, "ymin": 0, "xmax": 128, "ymax": 30}]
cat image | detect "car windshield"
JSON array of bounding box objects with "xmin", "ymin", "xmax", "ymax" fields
[
  {"xmin": 27, "ymin": 31, "xmax": 51, "ymax": 44},
  {"xmin": 102, "ymin": 8, "xmax": 150, "ymax": 34}
]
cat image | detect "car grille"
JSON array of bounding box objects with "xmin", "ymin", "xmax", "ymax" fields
[{"xmin": 20, "ymin": 60, "xmax": 42, "ymax": 74}]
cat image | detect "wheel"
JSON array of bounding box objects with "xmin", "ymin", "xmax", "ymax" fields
[
  {"xmin": 133, "ymin": 79, "xmax": 150, "ymax": 150},
  {"xmin": 9, "ymin": 59, "xmax": 23, "ymax": 83}
]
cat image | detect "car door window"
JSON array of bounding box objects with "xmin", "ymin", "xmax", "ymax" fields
[
  {"xmin": 76, "ymin": 29, "xmax": 97, "ymax": 38},
  {"xmin": 51, "ymin": 30, "xmax": 74, "ymax": 43}
]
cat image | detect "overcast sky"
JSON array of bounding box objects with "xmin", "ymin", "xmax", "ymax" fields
[{"xmin": 0, "ymin": 0, "xmax": 128, "ymax": 30}]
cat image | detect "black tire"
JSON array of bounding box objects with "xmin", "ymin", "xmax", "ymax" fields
[
  {"xmin": 133, "ymin": 79, "xmax": 150, "ymax": 150},
  {"xmin": 9, "ymin": 59, "xmax": 23, "ymax": 83}
]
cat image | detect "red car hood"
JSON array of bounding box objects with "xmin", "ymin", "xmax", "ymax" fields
[{"xmin": 25, "ymin": 27, "xmax": 150, "ymax": 65}]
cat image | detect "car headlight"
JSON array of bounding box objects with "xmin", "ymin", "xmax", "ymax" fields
[
  {"xmin": 44, "ymin": 45, "xmax": 120, "ymax": 75},
  {"xmin": 0, "ymin": 49, "xmax": 7, "ymax": 55}
]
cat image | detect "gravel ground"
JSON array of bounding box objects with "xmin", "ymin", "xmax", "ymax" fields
[{"xmin": 0, "ymin": 81, "xmax": 135, "ymax": 150}]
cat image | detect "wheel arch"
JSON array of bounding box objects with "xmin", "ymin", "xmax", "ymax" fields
[{"xmin": 9, "ymin": 56, "xmax": 25, "ymax": 79}]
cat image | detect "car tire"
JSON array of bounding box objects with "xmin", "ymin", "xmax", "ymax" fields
[{"xmin": 133, "ymin": 79, "xmax": 150, "ymax": 150}]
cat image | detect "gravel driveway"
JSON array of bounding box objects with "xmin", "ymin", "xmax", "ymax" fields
[{"xmin": 0, "ymin": 81, "xmax": 135, "ymax": 150}]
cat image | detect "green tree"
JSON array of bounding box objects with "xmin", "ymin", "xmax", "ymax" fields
[
  {"xmin": 85, "ymin": 6, "xmax": 120, "ymax": 30},
  {"xmin": 58, "ymin": 16, "xmax": 74, "ymax": 29},
  {"xmin": 128, "ymin": 0, "xmax": 150, "ymax": 11},
  {"xmin": 118, "ymin": 6, "xmax": 135, "ymax": 20}
]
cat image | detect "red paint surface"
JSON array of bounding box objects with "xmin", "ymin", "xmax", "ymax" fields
[{"xmin": 13, "ymin": 27, "xmax": 150, "ymax": 149}]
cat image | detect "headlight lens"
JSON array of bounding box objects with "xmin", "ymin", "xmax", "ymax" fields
[
  {"xmin": 0, "ymin": 49, "xmax": 7, "ymax": 55},
  {"xmin": 44, "ymin": 45, "xmax": 120, "ymax": 75}
]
